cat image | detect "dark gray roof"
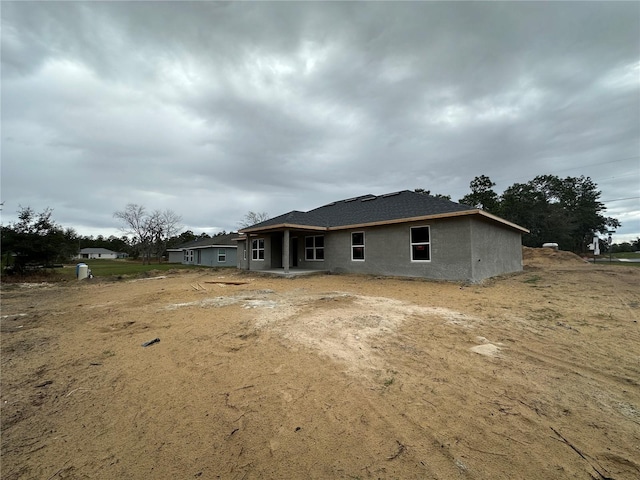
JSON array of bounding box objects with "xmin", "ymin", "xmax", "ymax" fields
[
  {"xmin": 243, "ymin": 190, "xmax": 476, "ymax": 231},
  {"xmin": 172, "ymin": 233, "xmax": 240, "ymax": 250}
]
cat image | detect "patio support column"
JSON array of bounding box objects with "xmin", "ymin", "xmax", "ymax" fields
[{"xmin": 283, "ymin": 229, "xmax": 290, "ymax": 274}]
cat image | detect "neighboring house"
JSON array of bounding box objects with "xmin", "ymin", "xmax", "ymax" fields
[
  {"xmin": 167, "ymin": 234, "xmax": 239, "ymax": 267},
  {"xmin": 237, "ymin": 190, "xmax": 529, "ymax": 282},
  {"xmin": 77, "ymin": 248, "xmax": 119, "ymax": 260}
]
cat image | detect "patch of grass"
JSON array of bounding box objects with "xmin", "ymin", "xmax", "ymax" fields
[
  {"xmin": 0, "ymin": 270, "xmax": 61, "ymax": 284},
  {"xmin": 591, "ymin": 260, "xmax": 640, "ymax": 268},
  {"xmin": 610, "ymin": 252, "xmax": 640, "ymax": 259},
  {"xmin": 383, "ymin": 377, "xmax": 395, "ymax": 387},
  {"xmin": 82, "ymin": 259, "xmax": 207, "ymax": 276},
  {"xmin": 53, "ymin": 260, "xmax": 216, "ymax": 281},
  {"xmin": 523, "ymin": 275, "xmax": 542, "ymax": 284}
]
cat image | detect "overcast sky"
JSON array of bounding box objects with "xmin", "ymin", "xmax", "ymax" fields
[{"xmin": 2, "ymin": 1, "xmax": 639, "ymax": 243}]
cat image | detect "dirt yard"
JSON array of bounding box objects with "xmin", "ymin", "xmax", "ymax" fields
[{"xmin": 2, "ymin": 249, "xmax": 639, "ymax": 479}]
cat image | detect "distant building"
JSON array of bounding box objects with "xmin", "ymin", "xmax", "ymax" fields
[
  {"xmin": 77, "ymin": 248, "xmax": 119, "ymax": 260},
  {"xmin": 167, "ymin": 234, "xmax": 240, "ymax": 267}
]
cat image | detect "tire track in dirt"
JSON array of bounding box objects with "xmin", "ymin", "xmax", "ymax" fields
[{"xmin": 513, "ymin": 345, "xmax": 640, "ymax": 389}]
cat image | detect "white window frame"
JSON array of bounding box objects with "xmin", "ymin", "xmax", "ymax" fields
[
  {"xmin": 351, "ymin": 231, "xmax": 365, "ymax": 261},
  {"xmin": 218, "ymin": 248, "xmax": 226, "ymax": 263},
  {"xmin": 305, "ymin": 235, "xmax": 325, "ymax": 261},
  {"xmin": 410, "ymin": 225, "xmax": 431, "ymax": 262},
  {"xmin": 252, "ymin": 238, "xmax": 265, "ymax": 261}
]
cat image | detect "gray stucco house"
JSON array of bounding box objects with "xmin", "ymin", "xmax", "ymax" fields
[
  {"xmin": 237, "ymin": 190, "xmax": 529, "ymax": 282},
  {"xmin": 167, "ymin": 234, "xmax": 239, "ymax": 267}
]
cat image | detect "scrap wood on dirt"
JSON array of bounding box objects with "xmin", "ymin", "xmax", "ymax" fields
[{"xmin": 1, "ymin": 248, "xmax": 639, "ymax": 480}]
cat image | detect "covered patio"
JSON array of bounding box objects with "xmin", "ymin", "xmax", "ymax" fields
[{"xmin": 239, "ymin": 226, "xmax": 326, "ymax": 275}]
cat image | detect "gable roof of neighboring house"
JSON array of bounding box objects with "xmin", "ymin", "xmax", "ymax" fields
[
  {"xmin": 79, "ymin": 248, "xmax": 118, "ymax": 255},
  {"xmin": 240, "ymin": 190, "xmax": 528, "ymax": 234},
  {"xmin": 167, "ymin": 233, "xmax": 241, "ymax": 251}
]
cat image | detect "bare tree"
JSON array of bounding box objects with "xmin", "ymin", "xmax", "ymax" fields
[
  {"xmin": 150, "ymin": 209, "xmax": 183, "ymax": 262},
  {"xmin": 114, "ymin": 204, "xmax": 182, "ymax": 264},
  {"xmin": 114, "ymin": 204, "xmax": 152, "ymax": 264},
  {"xmin": 238, "ymin": 211, "xmax": 270, "ymax": 229}
]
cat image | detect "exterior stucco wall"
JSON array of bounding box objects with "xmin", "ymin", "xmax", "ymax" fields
[
  {"xmin": 204, "ymin": 247, "xmax": 237, "ymax": 267},
  {"xmin": 294, "ymin": 232, "xmax": 328, "ymax": 270},
  {"xmin": 237, "ymin": 241, "xmax": 247, "ymax": 269},
  {"xmin": 244, "ymin": 235, "xmax": 273, "ymax": 270},
  {"xmin": 241, "ymin": 217, "xmax": 523, "ymax": 282},
  {"xmin": 167, "ymin": 251, "xmax": 183, "ymax": 263},
  {"xmin": 469, "ymin": 218, "xmax": 523, "ymax": 281},
  {"xmin": 323, "ymin": 218, "xmax": 474, "ymax": 281},
  {"xmin": 79, "ymin": 252, "xmax": 118, "ymax": 260},
  {"xmin": 181, "ymin": 247, "xmax": 238, "ymax": 267}
]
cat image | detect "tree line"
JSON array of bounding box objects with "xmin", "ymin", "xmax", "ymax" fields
[
  {"xmin": 1, "ymin": 204, "xmax": 271, "ymax": 273},
  {"xmin": 2, "ymin": 207, "xmax": 78, "ymax": 273},
  {"xmin": 457, "ymin": 174, "xmax": 621, "ymax": 251},
  {"xmin": 1, "ymin": 205, "xmax": 227, "ymax": 273}
]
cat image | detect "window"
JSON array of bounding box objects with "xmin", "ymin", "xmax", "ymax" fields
[
  {"xmin": 410, "ymin": 226, "xmax": 431, "ymax": 261},
  {"xmin": 351, "ymin": 232, "xmax": 365, "ymax": 261},
  {"xmin": 218, "ymin": 248, "xmax": 226, "ymax": 263},
  {"xmin": 305, "ymin": 235, "xmax": 324, "ymax": 261},
  {"xmin": 252, "ymin": 238, "xmax": 265, "ymax": 260}
]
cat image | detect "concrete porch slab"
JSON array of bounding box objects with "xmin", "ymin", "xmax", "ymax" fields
[{"xmin": 257, "ymin": 269, "xmax": 328, "ymax": 278}]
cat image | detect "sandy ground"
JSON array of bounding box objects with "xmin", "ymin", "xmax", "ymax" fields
[{"xmin": 1, "ymin": 248, "xmax": 639, "ymax": 480}]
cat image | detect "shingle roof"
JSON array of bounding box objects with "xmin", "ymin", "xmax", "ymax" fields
[
  {"xmin": 240, "ymin": 190, "xmax": 527, "ymax": 233},
  {"xmin": 171, "ymin": 233, "xmax": 240, "ymax": 250},
  {"xmin": 242, "ymin": 191, "xmax": 468, "ymax": 230}
]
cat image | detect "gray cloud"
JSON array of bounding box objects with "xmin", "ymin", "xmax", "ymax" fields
[{"xmin": 2, "ymin": 1, "xmax": 638, "ymax": 241}]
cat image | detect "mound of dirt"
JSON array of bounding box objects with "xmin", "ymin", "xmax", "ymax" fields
[{"xmin": 523, "ymin": 246, "xmax": 588, "ymax": 267}]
